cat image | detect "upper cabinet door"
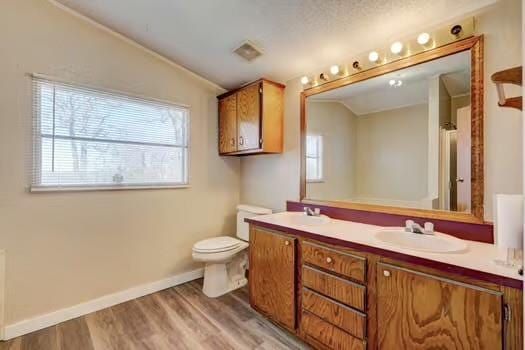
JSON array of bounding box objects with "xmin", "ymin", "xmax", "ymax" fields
[
  {"xmin": 237, "ymin": 83, "xmax": 261, "ymax": 151},
  {"xmin": 218, "ymin": 93, "xmax": 237, "ymax": 154},
  {"xmin": 377, "ymin": 263, "xmax": 503, "ymax": 349}
]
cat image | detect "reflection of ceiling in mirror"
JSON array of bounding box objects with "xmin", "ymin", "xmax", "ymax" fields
[
  {"xmin": 310, "ymin": 51, "xmax": 471, "ymax": 116},
  {"xmin": 441, "ymin": 70, "xmax": 470, "ymax": 96}
]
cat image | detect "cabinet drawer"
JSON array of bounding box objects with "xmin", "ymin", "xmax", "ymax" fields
[
  {"xmin": 302, "ymin": 241, "xmax": 366, "ymax": 283},
  {"xmin": 302, "ymin": 266, "xmax": 366, "ymax": 311},
  {"xmin": 302, "ymin": 288, "xmax": 366, "ymax": 340},
  {"xmin": 301, "ymin": 311, "xmax": 366, "ymax": 350}
]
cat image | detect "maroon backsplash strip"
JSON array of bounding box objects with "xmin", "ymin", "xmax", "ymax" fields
[{"xmin": 286, "ymin": 201, "xmax": 494, "ymax": 244}]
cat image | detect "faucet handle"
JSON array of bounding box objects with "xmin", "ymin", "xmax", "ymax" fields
[
  {"xmin": 405, "ymin": 220, "xmax": 414, "ymax": 232},
  {"xmin": 424, "ymin": 222, "xmax": 434, "ymax": 234},
  {"xmin": 314, "ymin": 208, "xmax": 321, "ymax": 216}
]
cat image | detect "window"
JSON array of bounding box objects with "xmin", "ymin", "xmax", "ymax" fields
[
  {"xmin": 32, "ymin": 76, "xmax": 189, "ymax": 190},
  {"xmin": 306, "ymin": 134, "xmax": 323, "ymax": 182}
]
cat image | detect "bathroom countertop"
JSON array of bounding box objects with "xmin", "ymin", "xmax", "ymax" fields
[{"xmin": 246, "ymin": 211, "xmax": 523, "ymax": 289}]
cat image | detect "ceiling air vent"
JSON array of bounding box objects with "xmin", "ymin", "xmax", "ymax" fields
[{"xmin": 233, "ymin": 40, "xmax": 263, "ymax": 62}]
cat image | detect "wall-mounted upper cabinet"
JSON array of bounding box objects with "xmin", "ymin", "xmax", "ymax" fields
[{"xmin": 218, "ymin": 79, "xmax": 285, "ymax": 156}]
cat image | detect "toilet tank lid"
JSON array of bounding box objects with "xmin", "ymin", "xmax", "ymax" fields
[{"xmin": 237, "ymin": 204, "xmax": 272, "ymax": 215}]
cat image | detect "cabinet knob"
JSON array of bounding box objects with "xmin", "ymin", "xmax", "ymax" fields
[
  {"xmin": 326, "ymin": 257, "xmax": 333, "ymax": 263},
  {"xmin": 383, "ymin": 270, "xmax": 391, "ymax": 277},
  {"xmin": 239, "ymin": 136, "xmax": 244, "ymax": 145},
  {"xmin": 230, "ymin": 138, "xmax": 235, "ymax": 146},
  {"xmin": 284, "ymin": 241, "xmax": 290, "ymax": 246}
]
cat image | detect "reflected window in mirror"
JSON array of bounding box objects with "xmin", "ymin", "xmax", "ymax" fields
[
  {"xmin": 306, "ymin": 134, "xmax": 323, "ymax": 183},
  {"xmin": 304, "ymin": 50, "xmax": 474, "ymax": 214}
]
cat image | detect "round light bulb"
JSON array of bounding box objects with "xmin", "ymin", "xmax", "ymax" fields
[
  {"xmin": 389, "ymin": 79, "xmax": 396, "ymax": 86},
  {"xmin": 396, "ymin": 80, "xmax": 403, "ymax": 87},
  {"xmin": 417, "ymin": 32, "xmax": 430, "ymax": 45},
  {"xmin": 368, "ymin": 51, "xmax": 379, "ymax": 63},
  {"xmin": 390, "ymin": 41, "xmax": 403, "ymax": 55},
  {"xmin": 330, "ymin": 65, "xmax": 340, "ymax": 75},
  {"xmin": 300, "ymin": 76, "xmax": 309, "ymax": 85}
]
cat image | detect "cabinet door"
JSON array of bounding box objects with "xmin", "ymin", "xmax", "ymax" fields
[
  {"xmin": 249, "ymin": 227, "xmax": 296, "ymax": 330},
  {"xmin": 218, "ymin": 93, "xmax": 237, "ymax": 154},
  {"xmin": 237, "ymin": 83, "xmax": 261, "ymax": 151},
  {"xmin": 377, "ymin": 263, "xmax": 503, "ymax": 349}
]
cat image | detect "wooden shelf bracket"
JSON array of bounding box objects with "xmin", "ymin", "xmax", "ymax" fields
[{"xmin": 491, "ymin": 66, "xmax": 522, "ymax": 110}]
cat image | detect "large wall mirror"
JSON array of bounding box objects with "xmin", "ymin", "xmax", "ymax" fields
[{"xmin": 300, "ymin": 36, "xmax": 484, "ymax": 223}]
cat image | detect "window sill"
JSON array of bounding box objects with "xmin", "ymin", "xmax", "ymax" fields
[{"xmin": 30, "ymin": 184, "xmax": 190, "ymax": 193}]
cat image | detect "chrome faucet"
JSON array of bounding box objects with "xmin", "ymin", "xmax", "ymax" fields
[
  {"xmin": 405, "ymin": 220, "xmax": 434, "ymax": 235},
  {"xmin": 304, "ymin": 207, "xmax": 321, "ymax": 216}
]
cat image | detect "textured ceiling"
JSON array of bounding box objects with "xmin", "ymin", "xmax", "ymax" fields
[
  {"xmin": 311, "ymin": 51, "xmax": 470, "ymax": 115},
  {"xmin": 54, "ymin": 0, "xmax": 496, "ymax": 89}
]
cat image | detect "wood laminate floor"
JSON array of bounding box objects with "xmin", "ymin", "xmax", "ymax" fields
[{"xmin": 1, "ymin": 280, "xmax": 309, "ymax": 350}]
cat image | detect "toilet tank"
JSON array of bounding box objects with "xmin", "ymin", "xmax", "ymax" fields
[{"xmin": 236, "ymin": 204, "xmax": 272, "ymax": 241}]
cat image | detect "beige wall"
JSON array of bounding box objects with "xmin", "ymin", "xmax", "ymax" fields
[
  {"xmin": 240, "ymin": 79, "xmax": 303, "ymax": 212},
  {"xmin": 305, "ymin": 102, "xmax": 356, "ymax": 201},
  {"xmin": 355, "ymin": 104, "xmax": 428, "ymax": 201},
  {"xmin": 240, "ymin": 0, "xmax": 523, "ymax": 220},
  {"xmin": 428, "ymin": 76, "xmax": 451, "ymax": 204},
  {"xmin": 0, "ymin": 0, "xmax": 240, "ymax": 325},
  {"xmin": 477, "ymin": 0, "xmax": 523, "ymax": 219},
  {"xmin": 438, "ymin": 77, "xmax": 452, "ymax": 128},
  {"xmin": 451, "ymin": 94, "xmax": 471, "ymax": 125}
]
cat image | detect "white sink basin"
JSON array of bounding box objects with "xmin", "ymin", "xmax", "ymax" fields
[
  {"xmin": 287, "ymin": 213, "xmax": 331, "ymax": 226},
  {"xmin": 374, "ymin": 228, "xmax": 467, "ymax": 253}
]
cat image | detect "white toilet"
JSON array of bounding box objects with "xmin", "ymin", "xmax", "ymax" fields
[{"xmin": 192, "ymin": 204, "xmax": 272, "ymax": 298}]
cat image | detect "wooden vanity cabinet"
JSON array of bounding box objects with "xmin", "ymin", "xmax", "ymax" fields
[
  {"xmin": 248, "ymin": 226, "xmax": 296, "ymax": 330},
  {"xmin": 247, "ymin": 223, "xmax": 522, "ymax": 350},
  {"xmin": 377, "ymin": 262, "xmax": 504, "ymax": 349},
  {"xmin": 217, "ymin": 79, "xmax": 284, "ymax": 156}
]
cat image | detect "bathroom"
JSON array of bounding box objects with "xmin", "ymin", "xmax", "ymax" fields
[{"xmin": 0, "ymin": 0, "xmax": 523, "ymax": 349}]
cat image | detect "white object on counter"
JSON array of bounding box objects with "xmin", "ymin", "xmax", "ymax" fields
[
  {"xmin": 493, "ymin": 194, "xmax": 523, "ymax": 267},
  {"xmin": 494, "ymin": 194, "xmax": 524, "ymax": 248}
]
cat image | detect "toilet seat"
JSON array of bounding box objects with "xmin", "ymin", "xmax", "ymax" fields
[{"xmin": 192, "ymin": 236, "xmax": 243, "ymax": 253}]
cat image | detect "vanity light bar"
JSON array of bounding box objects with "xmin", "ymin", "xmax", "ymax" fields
[
  {"xmin": 329, "ymin": 65, "xmax": 340, "ymax": 75},
  {"xmin": 300, "ymin": 17, "xmax": 474, "ymax": 90},
  {"xmin": 368, "ymin": 51, "xmax": 380, "ymax": 63},
  {"xmin": 417, "ymin": 32, "xmax": 431, "ymax": 45},
  {"xmin": 390, "ymin": 41, "xmax": 404, "ymax": 55}
]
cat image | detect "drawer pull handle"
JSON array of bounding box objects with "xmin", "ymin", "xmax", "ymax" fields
[
  {"xmin": 284, "ymin": 241, "xmax": 290, "ymax": 246},
  {"xmin": 383, "ymin": 270, "xmax": 391, "ymax": 277},
  {"xmin": 326, "ymin": 257, "xmax": 333, "ymax": 263}
]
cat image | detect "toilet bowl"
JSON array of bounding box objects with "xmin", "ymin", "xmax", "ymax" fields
[{"xmin": 192, "ymin": 204, "xmax": 271, "ymax": 298}]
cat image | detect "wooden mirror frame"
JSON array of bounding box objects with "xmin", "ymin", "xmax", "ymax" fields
[{"xmin": 300, "ymin": 35, "xmax": 484, "ymax": 224}]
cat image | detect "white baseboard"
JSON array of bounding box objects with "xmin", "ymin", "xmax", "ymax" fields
[
  {"xmin": 0, "ymin": 251, "xmax": 5, "ymax": 341},
  {"xmin": 3, "ymin": 268, "xmax": 204, "ymax": 340}
]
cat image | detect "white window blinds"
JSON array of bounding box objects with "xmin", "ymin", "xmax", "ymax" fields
[{"xmin": 32, "ymin": 76, "xmax": 189, "ymax": 190}]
